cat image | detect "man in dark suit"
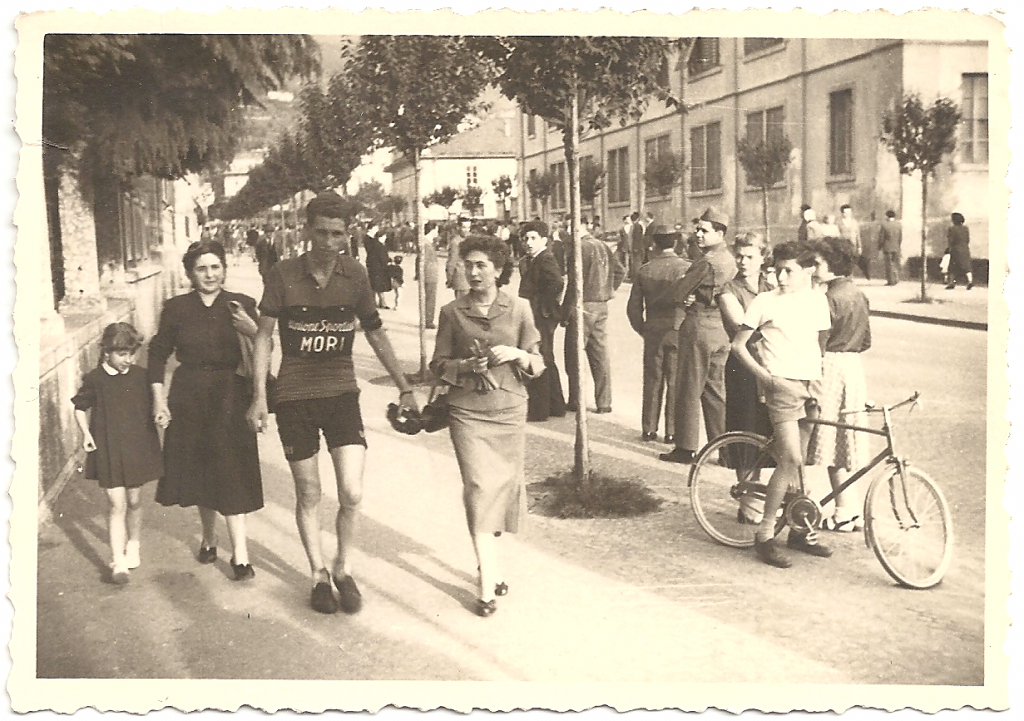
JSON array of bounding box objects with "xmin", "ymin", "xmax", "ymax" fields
[
  {"xmin": 629, "ymin": 211, "xmax": 647, "ymax": 279},
  {"xmin": 518, "ymin": 220, "xmax": 566, "ymax": 421},
  {"xmin": 618, "ymin": 214, "xmax": 634, "ymax": 279},
  {"xmin": 878, "ymin": 209, "xmax": 903, "ymax": 285}
]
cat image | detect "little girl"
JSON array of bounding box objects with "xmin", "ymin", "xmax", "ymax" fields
[{"xmin": 73, "ymin": 322, "xmax": 164, "ymax": 584}]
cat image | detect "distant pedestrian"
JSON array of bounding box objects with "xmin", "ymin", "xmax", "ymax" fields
[
  {"xmin": 618, "ymin": 215, "xmax": 634, "ymax": 279},
  {"xmin": 388, "ymin": 255, "xmax": 404, "ymax": 310},
  {"xmin": 807, "ymin": 236, "xmax": 872, "ymax": 532},
  {"xmin": 363, "ymin": 219, "xmax": 392, "ymax": 308},
  {"xmin": 878, "ymin": 209, "xmax": 903, "ymax": 285},
  {"xmin": 563, "ymin": 222, "xmax": 626, "ymax": 413},
  {"xmin": 518, "ymin": 220, "xmax": 567, "ymax": 422},
  {"xmin": 446, "ymin": 216, "xmax": 472, "ymax": 298},
  {"xmin": 255, "ymin": 232, "xmax": 279, "ymax": 281},
  {"xmin": 72, "ymin": 322, "xmax": 163, "ymax": 585},
  {"xmin": 149, "ymin": 240, "xmax": 263, "ymax": 582},
  {"xmin": 626, "ymin": 224, "xmax": 690, "ymax": 443},
  {"xmin": 837, "ymin": 204, "xmax": 869, "ymax": 279},
  {"xmin": 431, "ymin": 235, "xmax": 544, "ymax": 617},
  {"xmin": 944, "ymin": 212, "xmax": 974, "ymax": 290},
  {"xmin": 418, "ymin": 222, "xmax": 441, "ymax": 328}
]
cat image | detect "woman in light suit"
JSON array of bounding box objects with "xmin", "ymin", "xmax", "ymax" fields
[{"xmin": 430, "ymin": 235, "xmax": 544, "ymax": 617}]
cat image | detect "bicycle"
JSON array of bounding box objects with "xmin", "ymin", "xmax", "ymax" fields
[{"xmin": 688, "ymin": 392, "xmax": 954, "ymax": 589}]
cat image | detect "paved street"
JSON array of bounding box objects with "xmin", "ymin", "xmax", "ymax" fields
[{"xmin": 37, "ymin": 255, "xmax": 992, "ymax": 689}]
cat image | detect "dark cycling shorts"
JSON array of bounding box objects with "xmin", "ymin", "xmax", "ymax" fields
[{"xmin": 275, "ymin": 392, "xmax": 366, "ymax": 462}]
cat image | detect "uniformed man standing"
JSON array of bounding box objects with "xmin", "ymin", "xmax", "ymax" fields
[
  {"xmin": 626, "ymin": 225, "xmax": 691, "ymax": 443},
  {"xmin": 660, "ymin": 207, "xmax": 737, "ymax": 464}
]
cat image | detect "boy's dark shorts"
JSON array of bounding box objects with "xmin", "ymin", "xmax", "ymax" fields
[
  {"xmin": 275, "ymin": 392, "xmax": 366, "ymax": 462},
  {"xmin": 765, "ymin": 377, "xmax": 819, "ymax": 424}
]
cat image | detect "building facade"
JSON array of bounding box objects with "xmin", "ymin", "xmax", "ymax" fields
[{"xmin": 516, "ymin": 38, "xmax": 989, "ymax": 271}]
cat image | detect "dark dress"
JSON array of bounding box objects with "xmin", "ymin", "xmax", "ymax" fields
[
  {"xmin": 147, "ymin": 291, "xmax": 263, "ymax": 516},
  {"xmin": 72, "ymin": 365, "xmax": 164, "ymax": 489},
  {"xmin": 721, "ymin": 274, "xmax": 772, "ymax": 452},
  {"xmin": 363, "ymin": 235, "xmax": 392, "ymax": 294},
  {"xmin": 947, "ymin": 223, "xmax": 972, "ymax": 276}
]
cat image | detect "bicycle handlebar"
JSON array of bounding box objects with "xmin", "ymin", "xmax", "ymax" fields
[{"xmin": 858, "ymin": 391, "xmax": 921, "ymax": 415}]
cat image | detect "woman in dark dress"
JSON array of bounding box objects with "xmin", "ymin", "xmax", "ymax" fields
[
  {"xmin": 945, "ymin": 212, "xmax": 974, "ymax": 290},
  {"xmin": 718, "ymin": 232, "xmax": 772, "ymax": 525},
  {"xmin": 149, "ymin": 240, "xmax": 263, "ymax": 581}
]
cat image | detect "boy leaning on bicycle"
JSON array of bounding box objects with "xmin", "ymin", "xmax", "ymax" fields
[{"xmin": 730, "ymin": 239, "xmax": 832, "ymax": 569}]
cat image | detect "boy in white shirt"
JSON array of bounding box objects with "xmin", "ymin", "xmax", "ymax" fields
[{"xmin": 731, "ymin": 240, "xmax": 832, "ymax": 568}]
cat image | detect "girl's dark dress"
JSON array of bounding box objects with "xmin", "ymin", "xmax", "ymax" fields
[
  {"xmin": 147, "ymin": 291, "xmax": 263, "ymax": 516},
  {"xmin": 72, "ymin": 364, "xmax": 163, "ymax": 489}
]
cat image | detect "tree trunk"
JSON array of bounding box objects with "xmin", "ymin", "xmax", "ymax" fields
[
  {"xmin": 920, "ymin": 175, "xmax": 928, "ymax": 302},
  {"xmin": 761, "ymin": 184, "xmax": 770, "ymax": 244},
  {"xmin": 566, "ymin": 87, "xmax": 591, "ymax": 488},
  {"xmin": 415, "ymin": 147, "xmax": 428, "ymax": 379}
]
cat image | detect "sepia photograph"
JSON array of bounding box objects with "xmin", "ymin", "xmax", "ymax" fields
[{"xmin": 8, "ymin": 2, "xmax": 1015, "ymax": 716}]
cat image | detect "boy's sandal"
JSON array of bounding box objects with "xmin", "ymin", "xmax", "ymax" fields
[{"xmin": 821, "ymin": 515, "xmax": 860, "ymax": 533}]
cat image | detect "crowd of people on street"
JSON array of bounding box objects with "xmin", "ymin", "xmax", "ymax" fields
[{"xmin": 71, "ymin": 191, "xmax": 977, "ymax": 612}]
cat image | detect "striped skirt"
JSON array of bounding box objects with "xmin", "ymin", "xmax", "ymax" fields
[{"xmin": 806, "ymin": 352, "xmax": 869, "ymax": 471}]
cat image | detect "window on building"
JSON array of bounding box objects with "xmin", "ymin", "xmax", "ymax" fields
[
  {"xmin": 829, "ymin": 88, "xmax": 854, "ymax": 176},
  {"xmin": 529, "ymin": 168, "xmax": 538, "ymax": 213},
  {"xmin": 466, "ymin": 165, "xmax": 479, "ymax": 187},
  {"xmin": 550, "ymin": 161, "xmax": 566, "ymax": 210},
  {"xmin": 644, "ymin": 134, "xmax": 673, "ymax": 194},
  {"xmin": 961, "ymin": 73, "xmax": 988, "ymax": 164},
  {"xmin": 688, "ymin": 38, "xmax": 721, "ymax": 76},
  {"xmin": 690, "ymin": 122, "xmax": 722, "ymax": 193},
  {"xmin": 744, "ymin": 38, "xmax": 785, "ymax": 56},
  {"xmin": 744, "ymin": 106, "xmax": 787, "ymax": 185},
  {"xmin": 606, "ymin": 147, "xmax": 631, "ymax": 205},
  {"xmin": 527, "ymin": 114, "xmax": 536, "ymax": 138}
]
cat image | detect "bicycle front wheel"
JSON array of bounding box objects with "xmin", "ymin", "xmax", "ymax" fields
[
  {"xmin": 864, "ymin": 466, "xmax": 953, "ymax": 589},
  {"xmin": 689, "ymin": 432, "xmax": 777, "ymax": 548}
]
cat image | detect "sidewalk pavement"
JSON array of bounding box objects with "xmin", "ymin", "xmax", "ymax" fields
[
  {"xmin": 36, "ymin": 255, "xmax": 853, "ymax": 687},
  {"xmin": 853, "ymin": 278, "xmax": 989, "ymax": 331}
]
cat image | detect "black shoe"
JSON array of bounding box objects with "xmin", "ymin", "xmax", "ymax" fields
[
  {"xmin": 659, "ymin": 448, "xmax": 695, "ymax": 464},
  {"xmin": 787, "ymin": 531, "xmax": 833, "ymax": 558},
  {"xmin": 475, "ymin": 599, "xmax": 498, "ymax": 617},
  {"xmin": 945, "ymin": 283, "xmax": 956, "ymax": 290},
  {"xmin": 334, "ymin": 574, "xmax": 363, "ymax": 614},
  {"xmin": 663, "ymin": 434, "xmax": 674, "ymax": 444},
  {"xmin": 642, "ymin": 431, "xmax": 658, "ymax": 442},
  {"xmin": 495, "ymin": 582, "xmax": 508, "ymax": 597},
  {"xmin": 425, "ymin": 324, "xmax": 437, "ymax": 329},
  {"xmin": 231, "ymin": 560, "xmax": 256, "ymax": 582},
  {"xmin": 566, "ymin": 402, "xmax": 579, "ymax": 412},
  {"xmin": 595, "ymin": 407, "xmax": 612, "ymax": 414},
  {"xmin": 754, "ymin": 536, "xmax": 792, "ymax": 568},
  {"xmin": 197, "ymin": 545, "xmax": 217, "ymax": 564},
  {"xmin": 966, "ymin": 282, "xmax": 974, "ymax": 290},
  {"xmin": 311, "ymin": 577, "xmax": 339, "ymax": 614}
]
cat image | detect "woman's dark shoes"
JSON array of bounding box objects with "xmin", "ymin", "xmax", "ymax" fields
[
  {"xmin": 495, "ymin": 582, "xmax": 508, "ymax": 597},
  {"xmin": 659, "ymin": 448, "xmax": 695, "ymax": 464},
  {"xmin": 641, "ymin": 431, "xmax": 658, "ymax": 442},
  {"xmin": 197, "ymin": 545, "xmax": 217, "ymax": 564},
  {"xmin": 475, "ymin": 599, "xmax": 498, "ymax": 617},
  {"xmin": 333, "ymin": 574, "xmax": 363, "ymax": 614},
  {"xmin": 663, "ymin": 434, "xmax": 675, "ymax": 444},
  {"xmin": 311, "ymin": 574, "xmax": 339, "ymax": 614},
  {"xmin": 231, "ymin": 560, "xmax": 256, "ymax": 582}
]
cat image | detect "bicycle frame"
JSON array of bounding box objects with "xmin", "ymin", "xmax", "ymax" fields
[{"xmin": 805, "ymin": 415, "xmax": 891, "ymax": 510}]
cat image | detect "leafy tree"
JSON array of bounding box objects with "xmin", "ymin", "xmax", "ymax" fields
[
  {"xmin": 43, "ymin": 34, "xmax": 320, "ymax": 196},
  {"xmin": 526, "ymin": 170, "xmax": 556, "ymax": 219},
  {"xmin": 354, "ymin": 180, "xmax": 387, "ymax": 216},
  {"xmin": 477, "ymin": 36, "xmax": 683, "ymax": 486},
  {"xmin": 346, "ymin": 35, "xmax": 493, "ymax": 377},
  {"xmin": 378, "ymin": 194, "xmax": 408, "ymax": 223},
  {"xmin": 491, "ymin": 174, "xmax": 514, "ymax": 219},
  {"xmin": 643, "ymin": 149, "xmax": 684, "ymax": 198},
  {"xmin": 579, "ymin": 161, "xmax": 606, "ymax": 207},
  {"xmin": 881, "ymin": 94, "xmax": 961, "ymax": 301},
  {"xmin": 295, "ymin": 77, "xmax": 372, "ymax": 194},
  {"xmin": 736, "ymin": 133, "xmax": 793, "ymax": 244},
  {"xmin": 461, "ymin": 185, "xmax": 484, "ymax": 215},
  {"xmin": 422, "ymin": 185, "xmax": 462, "ymax": 213}
]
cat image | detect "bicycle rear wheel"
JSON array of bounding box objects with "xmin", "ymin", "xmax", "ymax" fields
[
  {"xmin": 864, "ymin": 466, "xmax": 953, "ymax": 589},
  {"xmin": 689, "ymin": 432, "xmax": 777, "ymax": 548}
]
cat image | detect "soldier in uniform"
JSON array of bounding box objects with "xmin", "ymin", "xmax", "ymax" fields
[
  {"xmin": 626, "ymin": 225, "xmax": 691, "ymax": 443},
  {"xmin": 660, "ymin": 207, "xmax": 738, "ymax": 464}
]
